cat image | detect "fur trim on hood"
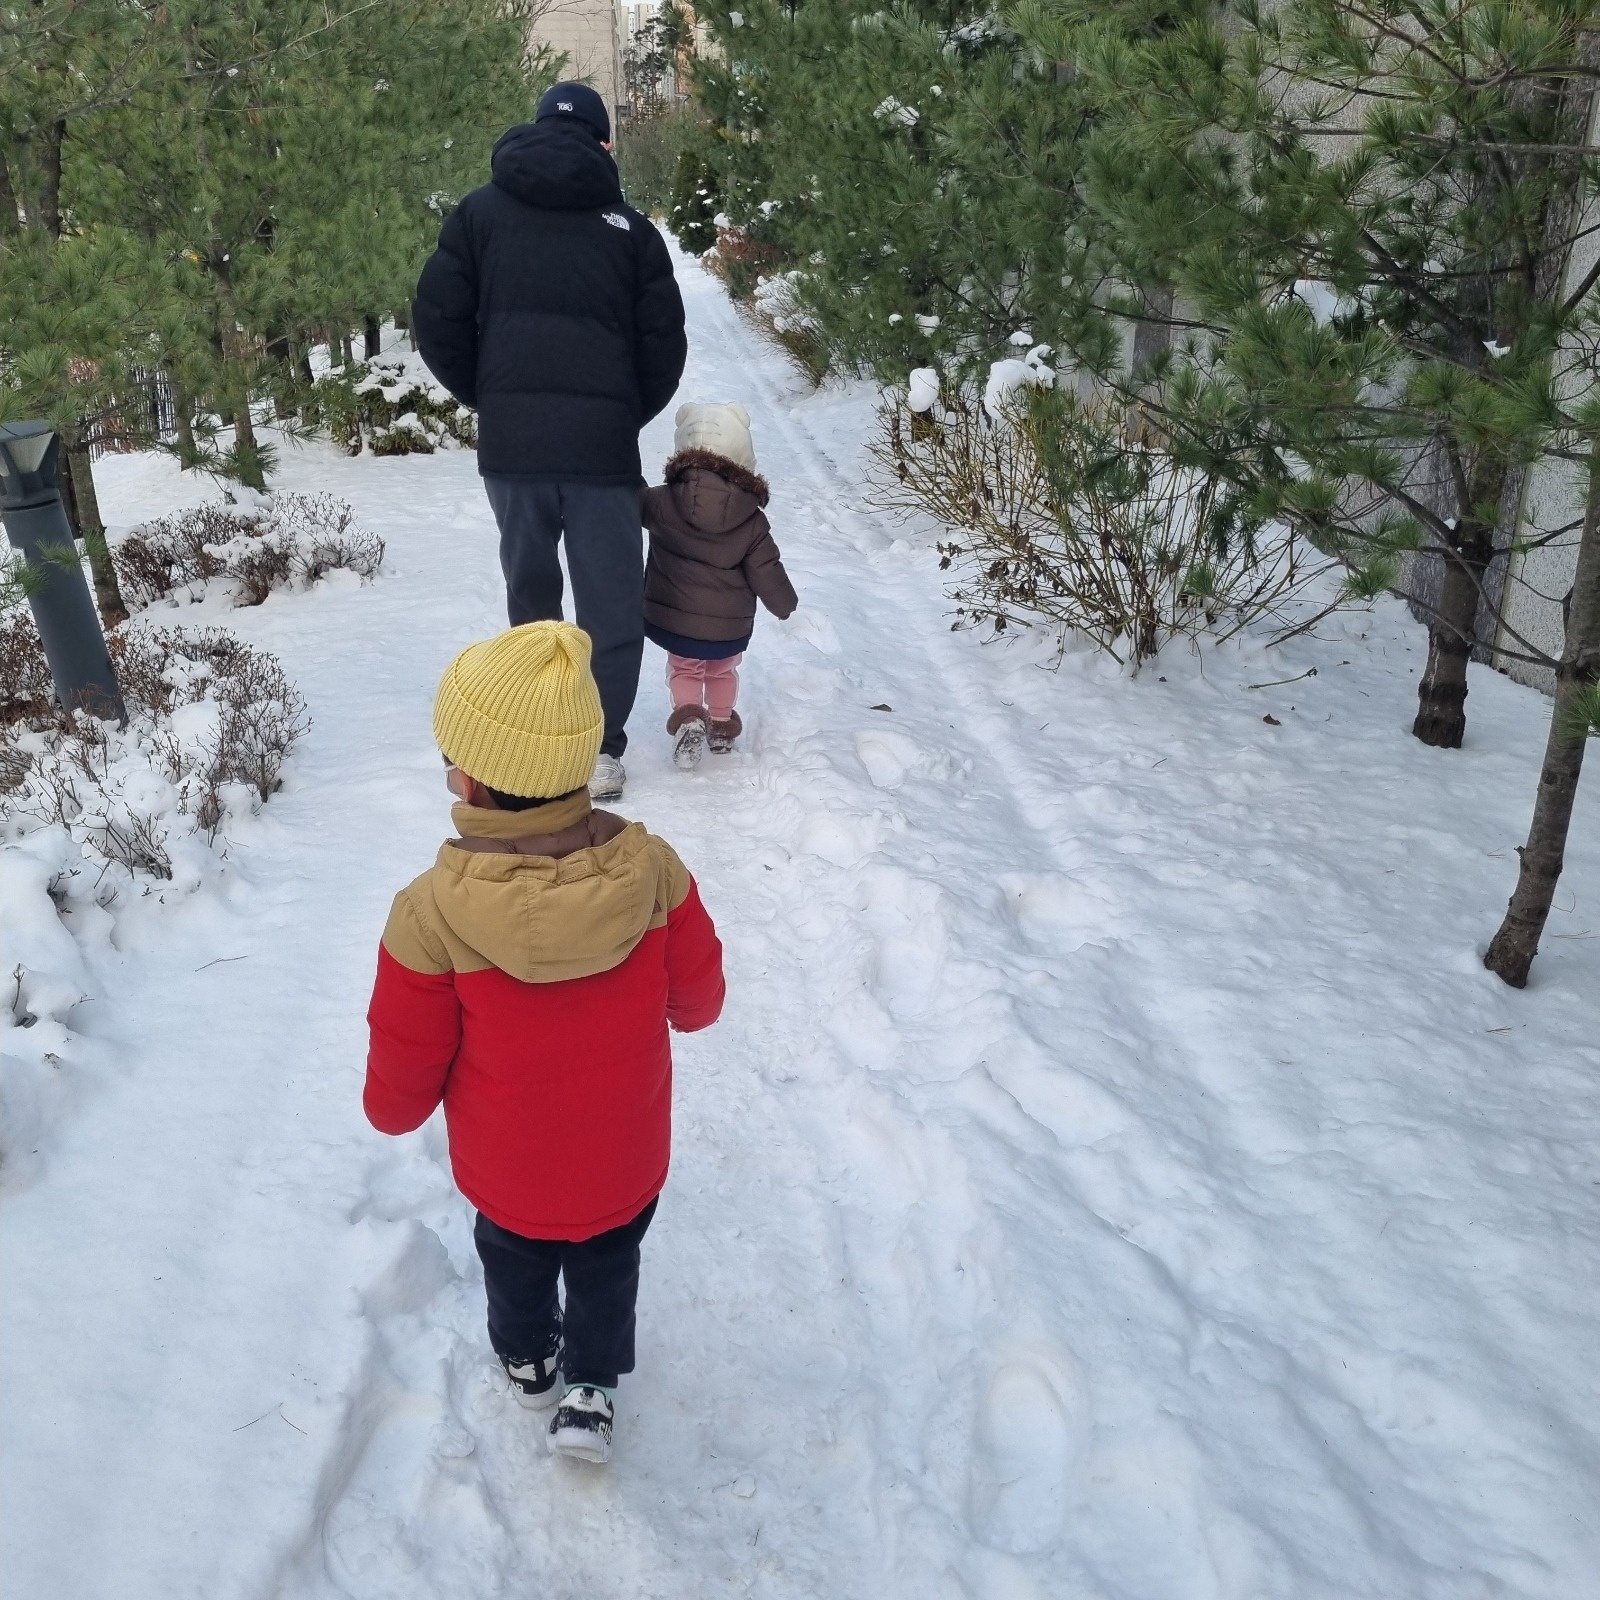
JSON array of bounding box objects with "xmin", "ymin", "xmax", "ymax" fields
[{"xmin": 663, "ymin": 449, "xmax": 770, "ymax": 508}]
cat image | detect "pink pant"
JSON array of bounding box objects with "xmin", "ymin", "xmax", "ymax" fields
[{"xmin": 667, "ymin": 653, "xmax": 742, "ymax": 721}]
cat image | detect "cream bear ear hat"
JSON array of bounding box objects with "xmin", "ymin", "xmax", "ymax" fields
[{"xmin": 673, "ymin": 402, "xmax": 756, "ymax": 471}]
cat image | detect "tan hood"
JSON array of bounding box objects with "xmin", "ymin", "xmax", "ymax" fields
[{"xmin": 382, "ymin": 793, "xmax": 689, "ymax": 984}]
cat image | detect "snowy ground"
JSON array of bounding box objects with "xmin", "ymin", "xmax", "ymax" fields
[{"xmin": 4, "ymin": 253, "xmax": 1599, "ymax": 1600}]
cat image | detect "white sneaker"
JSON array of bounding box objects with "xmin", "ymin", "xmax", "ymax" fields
[
  {"xmin": 500, "ymin": 1344, "xmax": 562, "ymax": 1410},
  {"xmin": 589, "ymin": 754, "xmax": 625, "ymax": 802},
  {"xmin": 548, "ymin": 1384, "xmax": 615, "ymax": 1463}
]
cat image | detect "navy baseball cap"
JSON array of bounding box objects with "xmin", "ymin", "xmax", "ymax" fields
[{"xmin": 536, "ymin": 81, "xmax": 611, "ymax": 143}]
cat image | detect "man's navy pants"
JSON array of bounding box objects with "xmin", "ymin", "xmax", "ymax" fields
[{"xmin": 484, "ymin": 476, "xmax": 644, "ymax": 760}]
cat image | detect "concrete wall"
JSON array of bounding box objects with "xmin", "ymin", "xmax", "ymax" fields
[
  {"xmin": 1486, "ymin": 91, "xmax": 1599, "ymax": 693},
  {"xmin": 531, "ymin": 0, "xmax": 624, "ymax": 132}
]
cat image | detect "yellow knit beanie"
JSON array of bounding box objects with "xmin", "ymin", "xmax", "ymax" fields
[{"xmin": 433, "ymin": 622, "xmax": 604, "ymax": 799}]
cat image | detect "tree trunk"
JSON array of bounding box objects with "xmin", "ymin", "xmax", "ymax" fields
[
  {"xmin": 1484, "ymin": 448, "xmax": 1600, "ymax": 986},
  {"xmin": 1412, "ymin": 556, "xmax": 1479, "ymax": 746},
  {"xmin": 0, "ymin": 150, "xmax": 18, "ymax": 238},
  {"xmin": 1126, "ymin": 287, "xmax": 1174, "ymax": 444},
  {"xmin": 1413, "ymin": 459, "xmax": 1501, "ymax": 748},
  {"xmin": 340, "ymin": 331, "xmax": 355, "ymax": 369},
  {"xmin": 58, "ymin": 430, "xmax": 83, "ymax": 541},
  {"xmin": 169, "ymin": 377, "xmax": 200, "ymax": 467},
  {"xmin": 36, "ymin": 119, "xmax": 64, "ymax": 238},
  {"xmin": 63, "ymin": 441, "xmax": 129, "ymax": 627},
  {"xmin": 363, "ymin": 315, "xmax": 381, "ymax": 360},
  {"xmin": 296, "ymin": 348, "xmax": 315, "ymax": 389},
  {"xmin": 230, "ymin": 404, "xmax": 265, "ymax": 489},
  {"xmin": 1479, "ymin": 45, "xmax": 1600, "ymax": 670},
  {"xmin": 211, "ymin": 259, "xmax": 266, "ymax": 489}
]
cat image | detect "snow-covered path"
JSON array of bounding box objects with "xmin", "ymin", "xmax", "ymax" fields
[{"xmin": 5, "ymin": 255, "xmax": 1600, "ymax": 1600}]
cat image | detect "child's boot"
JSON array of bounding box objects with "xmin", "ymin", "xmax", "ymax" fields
[
  {"xmin": 708, "ymin": 710, "xmax": 743, "ymax": 754},
  {"xmin": 667, "ymin": 705, "xmax": 708, "ymax": 770},
  {"xmin": 548, "ymin": 1383, "xmax": 615, "ymax": 1463}
]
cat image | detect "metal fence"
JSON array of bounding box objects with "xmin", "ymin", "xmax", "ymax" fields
[{"xmin": 82, "ymin": 368, "xmax": 178, "ymax": 460}]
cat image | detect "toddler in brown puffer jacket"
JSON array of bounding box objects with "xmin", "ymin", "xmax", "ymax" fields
[{"xmin": 641, "ymin": 403, "xmax": 798, "ymax": 767}]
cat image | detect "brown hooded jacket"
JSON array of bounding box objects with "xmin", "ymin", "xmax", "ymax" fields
[{"xmin": 641, "ymin": 449, "xmax": 798, "ymax": 643}]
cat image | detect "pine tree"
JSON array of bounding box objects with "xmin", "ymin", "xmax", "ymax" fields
[
  {"xmin": 4, "ymin": 1, "xmax": 546, "ymax": 506},
  {"xmin": 670, "ymin": 146, "xmax": 722, "ymax": 254},
  {"xmin": 691, "ymin": 0, "xmax": 1599, "ymax": 757},
  {"xmin": 1483, "ymin": 371, "xmax": 1600, "ymax": 985},
  {"xmin": 0, "ymin": 0, "xmax": 192, "ymax": 621},
  {"xmin": 1012, "ymin": 0, "xmax": 1600, "ymax": 749},
  {"xmin": 687, "ymin": 1, "xmax": 1089, "ymax": 385}
]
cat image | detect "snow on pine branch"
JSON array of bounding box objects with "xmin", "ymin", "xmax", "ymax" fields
[{"xmin": 315, "ymin": 355, "xmax": 477, "ymax": 456}]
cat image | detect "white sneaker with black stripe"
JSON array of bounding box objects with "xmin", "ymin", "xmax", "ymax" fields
[
  {"xmin": 547, "ymin": 1384, "xmax": 615, "ymax": 1463},
  {"xmin": 500, "ymin": 1341, "xmax": 562, "ymax": 1410}
]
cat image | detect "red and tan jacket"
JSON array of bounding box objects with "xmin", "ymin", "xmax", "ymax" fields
[{"xmin": 364, "ymin": 792, "xmax": 724, "ymax": 1240}]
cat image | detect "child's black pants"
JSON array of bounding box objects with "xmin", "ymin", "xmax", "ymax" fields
[{"xmin": 473, "ymin": 1198, "xmax": 658, "ymax": 1390}]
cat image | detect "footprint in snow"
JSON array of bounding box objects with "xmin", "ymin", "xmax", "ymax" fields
[
  {"xmin": 784, "ymin": 609, "xmax": 841, "ymax": 655},
  {"xmin": 967, "ymin": 1362, "xmax": 1078, "ymax": 1555},
  {"xmin": 856, "ymin": 729, "xmax": 921, "ymax": 790}
]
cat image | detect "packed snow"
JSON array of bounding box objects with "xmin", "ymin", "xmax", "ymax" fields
[{"xmin": 3, "ymin": 251, "xmax": 1599, "ymax": 1599}]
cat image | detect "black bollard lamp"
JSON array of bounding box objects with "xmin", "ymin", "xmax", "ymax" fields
[{"xmin": 0, "ymin": 420, "xmax": 126, "ymax": 723}]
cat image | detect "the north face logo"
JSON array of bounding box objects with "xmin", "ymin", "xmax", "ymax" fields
[{"xmin": 602, "ymin": 211, "xmax": 631, "ymax": 231}]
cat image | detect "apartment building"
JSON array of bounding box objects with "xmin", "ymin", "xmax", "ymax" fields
[{"xmin": 529, "ymin": 0, "xmax": 624, "ymax": 130}]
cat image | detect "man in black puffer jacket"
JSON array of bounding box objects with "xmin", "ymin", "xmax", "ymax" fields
[{"xmin": 413, "ymin": 82, "xmax": 687, "ymax": 801}]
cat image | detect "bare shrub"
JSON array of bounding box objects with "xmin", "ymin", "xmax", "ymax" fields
[
  {"xmin": 113, "ymin": 501, "xmax": 242, "ymax": 608},
  {"xmin": 91, "ymin": 809, "xmax": 174, "ymax": 878},
  {"xmin": 872, "ymin": 389, "xmax": 1314, "ymax": 667},
  {"xmin": 111, "ymin": 626, "xmax": 309, "ymax": 834},
  {"xmin": 1, "ymin": 616, "xmax": 308, "ymax": 876},
  {"xmin": 0, "ymin": 610, "xmax": 58, "ymax": 728},
  {"xmin": 269, "ymin": 494, "xmax": 384, "ymax": 585},
  {"xmin": 708, "ymin": 222, "xmax": 783, "ymax": 302},
  {"xmin": 228, "ymin": 538, "xmax": 296, "ymax": 607},
  {"xmin": 0, "ymin": 741, "xmax": 30, "ymax": 794},
  {"xmin": 113, "ymin": 493, "xmax": 384, "ymax": 611}
]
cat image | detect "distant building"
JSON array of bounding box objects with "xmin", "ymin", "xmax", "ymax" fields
[
  {"xmin": 529, "ymin": 0, "xmax": 624, "ymax": 132},
  {"xmin": 619, "ymin": 2, "xmax": 715, "ymax": 119}
]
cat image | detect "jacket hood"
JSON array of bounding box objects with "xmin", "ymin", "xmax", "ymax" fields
[
  {"xmin": 429, "ymin": 795, "xmax": 660, "ymax": 983},
  {"xmin": 663, "ymin": 449, "xmax": 770, "ymax": 534},
  {"xmin": 491, "ymin": 119, "xmax": 623, "ymax": 212}
]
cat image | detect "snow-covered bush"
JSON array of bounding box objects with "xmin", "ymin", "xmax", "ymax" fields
[
  {"xmin": 746, "ymin": 268, "xmax": 828, "ymax": 383},
  {"xmin": 0, "ymin": 825, "xmax": 99, "ymax": 1192},
  {"xmin": 873, "ymin": 388, "xmax": 1310, "ymax": 667},
  {"xmin": 1, "ymin": 611, "xmax": 306, "ymax": 1191},
  {"xmin": 753, "ymin": 271, "xmax": 820, "ymax": 337},
  {"xmin": 1, "ymin": 613, "xmax": 309, "ymax": 878},
  {"xmin": 309, "ymin": 356, "xmax": 476, "ymax": 455},
  {"xmin": 114, "ymin": 492, "xmax": 384, "ymax": 610}
]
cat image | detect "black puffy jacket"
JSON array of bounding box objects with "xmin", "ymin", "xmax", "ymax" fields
[{"xmin": 412, "ymin": 120, "xmax": 687, "ymax": 485}]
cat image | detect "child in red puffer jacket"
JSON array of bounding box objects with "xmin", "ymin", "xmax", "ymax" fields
[{"xmin": 364, "ymin": 621, "xmax": 724, "ymax": 1464}]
